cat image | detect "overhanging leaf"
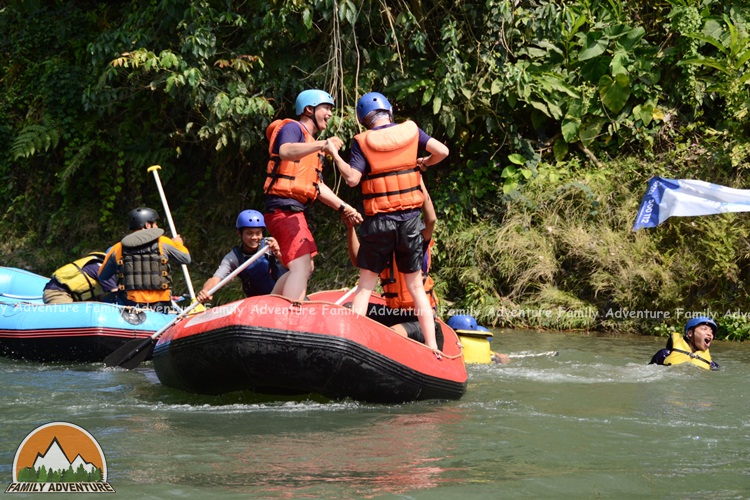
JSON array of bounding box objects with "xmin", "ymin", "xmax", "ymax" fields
[
  {"xmin": 579, "ymin": 33, "xmax": 608, "ymax": 61},
  {"xmin": 561, "ymin": 116, "xmax": 581, "ymax": 143},
  {"xmin": 508, "ymin": 154, "xmax": 525, "ymax": 165},
  {"xmin": 432, "ymin": 95, "xmax": 442, "ymax": 115},
  {"xmin": 599, "ymin": 73, "xmax": 630, "ymax": 113},
  {"xmin": 553, "ymin": 138, "xmax": 569, "ymax": 161},
  {"xmin": 619, "ymin": 27, "xmax": 646, "ymax": 51},
  {"xmin": 579, "ymin": 117, "xmax": 607, "ymax": 147}
]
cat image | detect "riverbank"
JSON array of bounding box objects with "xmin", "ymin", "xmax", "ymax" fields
[{"xmin": 4, "ymin": 155, "xmax": 750, "ymax": 341}]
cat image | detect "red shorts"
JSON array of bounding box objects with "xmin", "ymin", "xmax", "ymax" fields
[{"xmin": 264, "ymin": 209, "xmax": 318, "ymax": 266}]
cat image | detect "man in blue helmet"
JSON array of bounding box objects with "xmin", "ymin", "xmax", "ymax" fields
[
  {"xmin": 341, "ymin": 178, "xmax": 442, "ymax": 346},
  {"xmin": 263, "ymin": 88, "xmax": 362, "ymax": 301},
  {"xmin": 331, "ymin": 91, "xmax": 449, "ymax": 351},
  {"xmin": 650, "ymin": 316, "xmax": 720, "ymax": 370},
  {"xmin": 197, "ymin": 210, "xmax": 287, "ymax": 303}
]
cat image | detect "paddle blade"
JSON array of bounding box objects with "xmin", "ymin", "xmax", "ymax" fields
[{"xmin": 104, "ymin": 337, "xmax": 156, "ymax": 369}]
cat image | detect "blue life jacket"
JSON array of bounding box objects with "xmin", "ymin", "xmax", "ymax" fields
[{"xmin": 232, "ymin": 242, "xmax": 286, "ymax": 297}]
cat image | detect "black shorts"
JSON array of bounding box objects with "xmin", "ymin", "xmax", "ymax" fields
[
  {"xmin": 356, "ymin": 216, "xmax": 424, "ymax": 274},
  {"xmin": 366, "ymin": 303, "xmax": 416, "ymax": 327},
  {"xmin": 397, "ymin": 319, "xmax": 444, "ymax": 351}
]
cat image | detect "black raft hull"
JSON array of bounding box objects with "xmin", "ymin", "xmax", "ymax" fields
[{"xmin": 151, "ymin": 293, "xmax": 468, "ymax": 404}]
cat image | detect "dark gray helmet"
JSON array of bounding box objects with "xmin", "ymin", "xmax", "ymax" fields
[{"xmin": 128, "ymin": 207, "xmax": 159, "ymax": 230}]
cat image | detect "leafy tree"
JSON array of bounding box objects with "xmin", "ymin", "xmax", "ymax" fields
[
  {"xmin": 17, "ymin": 466, "xmax": 38, "ymax": 482},
  {"xmin": 2, "ymin": 0, "xmax": 750, "ymax": 335}
]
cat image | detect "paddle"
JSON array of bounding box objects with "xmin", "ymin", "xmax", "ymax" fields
[
  {"xmin": 334, "ymin": 285, "xmax": 357, "ymax": 305},
  {"xmin": 507, "ymin": 351, "xmax": 559, "ymax": 359},
  {"xmin": 103, "ymin": 245, "xmax": 269, "ymax": 370},
  {"xmin": 147, "ymin": 165, "xmax": 198, "ymax": 302}
]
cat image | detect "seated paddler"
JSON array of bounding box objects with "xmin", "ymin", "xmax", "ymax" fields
[
  {"xmin": 43, "ymin": 251, "xmax": 117, "ymax": 304},
  {"xmin": 99, "ymin": 207, "xmax": 191, "ymax": 313},
  {"xmin": 649, "ymin": 316, "xmax": 719, "ymax": 371},
  {"xmin": 197, "ymin": 210, "xmax": 287, "ymax": 304}
]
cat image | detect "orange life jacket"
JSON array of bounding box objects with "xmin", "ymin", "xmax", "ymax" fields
[
  {"xmin": 355, "ymin": 121, "xmax": 424, "ymax": 216},
  {"xmin": 380, "ymin": 239, "xmax": 438, "ymax": 310},
  {"xmin": 264, "ymin": 119, "xmax": 322, "ymax": 204}
]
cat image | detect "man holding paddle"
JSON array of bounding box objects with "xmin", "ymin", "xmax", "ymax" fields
[
  {"xmin": 197, "ymin": 210, "xmax": 287, "ymax": 303},
  {"xmin": 99, "ymin": 207, "xmax": 191, "ymax": 313}
]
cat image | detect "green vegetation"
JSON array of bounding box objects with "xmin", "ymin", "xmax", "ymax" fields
[
  {"xmin": 16, "ymin": 465, "xmax": 102, "ymax": 483},
  {"xmin": 1, "ymin": 0, "xmax": 749, "ymax": 340}
]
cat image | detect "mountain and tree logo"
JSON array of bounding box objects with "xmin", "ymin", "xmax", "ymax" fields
[{"xmin": 6, "ymin": 422, "xmax": 114, "ymax": 494}]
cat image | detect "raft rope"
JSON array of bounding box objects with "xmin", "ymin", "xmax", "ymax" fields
[
  {"xmin": 0, "ymin": 299, "xmax": 177, "ymax": 316},
  {"xmin": 0, "ymin": 293, "xmax": 43, "ymax": 300}
]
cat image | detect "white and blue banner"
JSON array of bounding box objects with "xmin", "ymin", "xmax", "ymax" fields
[{"xmin": 633, "ymin": 176, "xmax": 750, "ymax": 231}]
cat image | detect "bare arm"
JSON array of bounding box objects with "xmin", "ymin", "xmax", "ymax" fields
[
  {"xmin": 318, "ymin": 182, "xmax": 363, "ymax": 224},
  {"xmin": 420, "ymin": 178, "xmax": 437, "ymax": 242},
  {"xmin": 279, "ymin": 137, "xmax": 343, "ymax": 161},
  {"xmin": 330, "ymin": 148, "xmax": 362, "ymax": 187},
  {"xmin": 342, "ymin": 215, "xmax": 360, "ymax": 267},
  {"xmin": 279, "ymin": 141, "xmax": 324, "ymax": 161},
  {"xmin": 418, "ymin": 137, "xmax": 450, "ymax": 169},
  {"xmin": 197, "ymin": 276, "xmax": 221, "ymax": 303}
]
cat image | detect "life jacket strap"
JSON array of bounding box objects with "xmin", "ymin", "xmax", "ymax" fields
[{"xmin": 670, "ymin": 348, "xmax": 711, "ymax": 366}]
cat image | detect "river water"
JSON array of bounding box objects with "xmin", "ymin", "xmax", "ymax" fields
[{"xmin": 1, "ymin": 329, "xmax": 747, "ymax": 498}]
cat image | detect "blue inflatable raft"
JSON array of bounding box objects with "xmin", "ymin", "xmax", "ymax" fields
[{"xmin": 0, "ymin": 267, "xmax": 174, "ymax": 362}]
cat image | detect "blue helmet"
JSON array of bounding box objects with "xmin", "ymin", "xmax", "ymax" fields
[
  {"xmin": 236, "ymin": 210, "xmax": 265, "ymax": 230},
  {"xmin": 356, "ymin": 92, "xmax": 393, "ymax": 125},
  {"xmin": 295, "ymin": 89, "xmax": 335, "ymax": 116},
  {"xmin": 684, "ymin": 316, "xmax": 718, "ymax": 337},
  {"xmin": 447, "ymin": 315, "xmax": 478, "ymax": 331},
  {"xmin": 476, "ymin": 325, "xmax": 490, "ymax": 332}
]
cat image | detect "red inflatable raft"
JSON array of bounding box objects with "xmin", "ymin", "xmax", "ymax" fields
[{"xmin": 152, "ymin": 290, "xmax": 467, "ymax": 403}]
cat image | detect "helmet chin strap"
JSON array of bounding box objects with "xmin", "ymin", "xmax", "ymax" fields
[{"xmin": 305, "ymin": 106, "xmax": 323, "ymax": 134}]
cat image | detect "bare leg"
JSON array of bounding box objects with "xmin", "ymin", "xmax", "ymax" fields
[
  {"xmin": 404, "ymin": 271, "xmax": 437, "ymax": 350},
  {"xmin": 270, "ymin": 272, "xmax": 289, "ymax": 295},
  {"xmin": 280, "ymin": 254, "xmax": 313, "ymax": 301},
  {"xmin": 350, "ymin": 269, "xmax": 379, "ymax": 316}
]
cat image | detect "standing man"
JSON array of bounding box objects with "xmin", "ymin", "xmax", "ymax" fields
[
  {"xmin": 331, "ymin": 92, "xmax": 449, "ymax": 351},
  {"xmin": 341, "ymin": 178, "xmax": 442, "ymax": 349},
  {"xmin": 264, "ymin": 88, "xmax": 361, "ymax": 301},
  {"xmin": 99, "ymin": 207, "xmax": 191, "ymax": 313}
]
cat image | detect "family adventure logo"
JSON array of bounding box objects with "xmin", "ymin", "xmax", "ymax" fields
[{"xmin": 6, "ymin": 422, "xmax": 114, "ymax": 494}]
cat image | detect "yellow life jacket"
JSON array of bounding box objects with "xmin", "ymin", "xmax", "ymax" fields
[
  {"xmin": 355, "ymin": 121, "xmax": 424, "ymax": 216},
  {"xmin": 264, "ymin": 119, "xmax": 322, "ymax": 204},
  {"xmin": 51, "ymin": 252, "xmax": 106, "ymax": 301},
  {"xmin": 663, "ymin": 332, "xmax": 714, "ymax": 370}
]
